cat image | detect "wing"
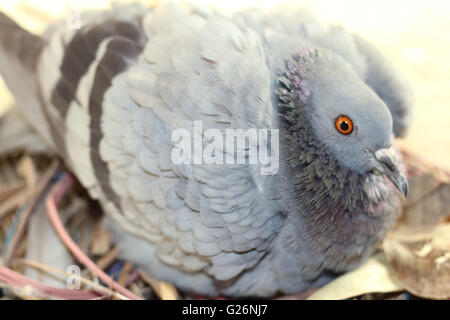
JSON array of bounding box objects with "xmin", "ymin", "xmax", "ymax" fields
[
  {"xmin": 39, "ymin": 2, "xmax": 281, "ymax": 283},
  {"xmin": 114, "ymin": 3, "xmax": 280, "ymax": 280}
]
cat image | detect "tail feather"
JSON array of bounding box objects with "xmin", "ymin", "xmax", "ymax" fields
[
  {"xmin": 0, "ymin": 107, "xmax": 50, "ymax": 156},
  {"xmin": 0, "ymin": 11, "xmax": 56, "ymax": 151},
  {"xmin": 0, "ymin": 12, "xmax": 45, "ymax": 71}
]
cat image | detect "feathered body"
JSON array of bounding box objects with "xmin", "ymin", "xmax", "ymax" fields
[{"xmin": 0, "ymin": 2, "xmax": 412, "ymax": 296}]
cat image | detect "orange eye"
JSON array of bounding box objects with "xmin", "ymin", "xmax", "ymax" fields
[{"xmin": 335, "ymin": 115, "xmax": 353, "ymax": 135}]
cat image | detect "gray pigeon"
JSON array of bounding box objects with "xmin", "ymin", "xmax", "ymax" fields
[{"xmin": 0, "ymin": 2, "xmax": 412, "ymax": 297}]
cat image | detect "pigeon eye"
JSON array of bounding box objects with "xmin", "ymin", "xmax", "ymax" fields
[{"xmin": 335, "ymin": 115, "xmax": 353, "ymax": 135}]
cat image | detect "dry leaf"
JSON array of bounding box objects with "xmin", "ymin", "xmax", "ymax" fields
[
  {"xmin": 383, "ymin": 224, "xmax": 450, "ymax": 299},
  {"xmin": 307, "ymin": 252, "xmax": 403, "ymax": 300},
  {"xmin": 90, "ymin": 218, "xmax": 112, "ymax": 256},
  {"xmin": 17, "ymin": 155, "xmax": 37, "ymax": 189},
  {"xmin": 401, "ymin": 173, "xmax": 450, "ymax": 227},
  {"xmin": 139, "ymin": 270, "xmax": 178, "ymax": 300}
]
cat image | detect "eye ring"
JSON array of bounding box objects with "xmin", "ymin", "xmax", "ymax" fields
[{"xmin": 335, "ymin": 115, "xmax": 354, "ymax": 135}]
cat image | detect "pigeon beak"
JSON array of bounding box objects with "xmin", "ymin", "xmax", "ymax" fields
[{"xmin": 372, "ymin": 147, "xmax": 409, "ymax": 198}]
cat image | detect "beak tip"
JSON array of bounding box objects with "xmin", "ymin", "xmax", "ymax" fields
[{"xmin": 401, "ymin": 180, "xmax": 409, "ymax": 198}]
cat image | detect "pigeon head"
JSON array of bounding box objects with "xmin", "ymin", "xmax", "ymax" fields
[{"xmin": 277, "ymin": 48, "xmax": 408, "ymax": 199}]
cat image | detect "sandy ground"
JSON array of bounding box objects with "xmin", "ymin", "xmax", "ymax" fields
[{"xmin": 0, "ymin": 0, "xmax": 449, "ymax": 168}]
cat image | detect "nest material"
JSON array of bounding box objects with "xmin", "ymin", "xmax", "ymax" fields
[{"xmin": 0, "ymin": 145, "xmax": 449, "ymax": 300}]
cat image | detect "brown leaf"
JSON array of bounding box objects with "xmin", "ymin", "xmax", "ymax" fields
[
  {"xmin": 401, "ymin": 173, "xmax": 450, "ymax": 227},
  {"xmin": 383, "ymin": 224, "xmax": 450, "ymax": 299},
  {"xmin": 90, "ymin": 218, "xmax": 112, "ymax": 256}
]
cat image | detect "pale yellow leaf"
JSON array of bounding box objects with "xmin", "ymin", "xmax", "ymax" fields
[{"xmin": 307, "ymin": 252, "xmax": 403, "ymax": 300}]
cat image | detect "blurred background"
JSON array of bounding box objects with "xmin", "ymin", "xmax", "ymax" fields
[{"xmin": 0, "ymin": 0, "xmax": 449, "ymax": 169}]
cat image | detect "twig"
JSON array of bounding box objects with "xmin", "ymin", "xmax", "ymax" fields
[
  {"xmin": 125, "ymin": 270, "xmax": 141, "ymax": 287},
  {"xmin": 3, "ymin": 159, "xmax": 60, "ymax": 266},
  {"xmin": 118, "ymin": 262, "xmax": 132, "ymax": 287},
  {"xmin": 96, "ymin": 247, "xmax": 120, "ymax": 271},
  {"xmin": 0, "ymin": 188, "xmax": 32, "ymax": 219},
  {"xmin": 0, "ymin": 264, "xmax": 100, "ymax": 300},
  {"xmin": 17, "ymin": 259, "xmax": 128, "ymax": 300},
  {"xmin": 0, "ymin": 180, "xmax": 26, "ymax": 202},
  {"xmin": 45, "ymin": 172, "xmax": 143, "ymax": 300},
  {"xmin": 0, "ymin": 281, "xmax": 41, "ymax": 300}
]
